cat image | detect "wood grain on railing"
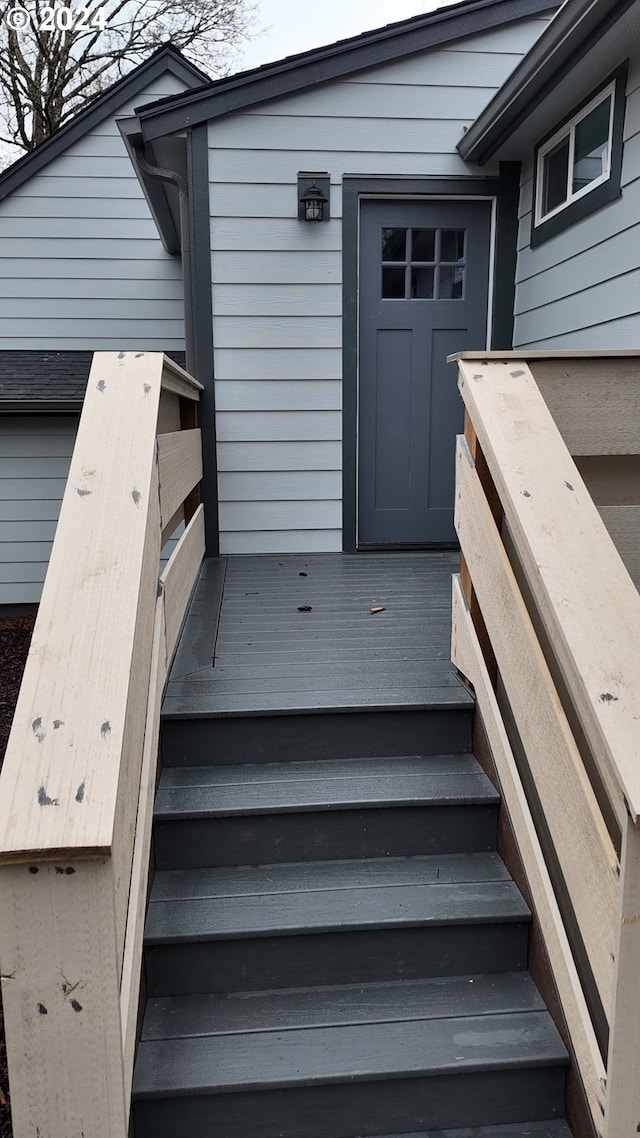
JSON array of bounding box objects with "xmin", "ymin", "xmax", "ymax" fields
[
  {"xmin": 451, "ymin": 574, "xmax": 606, "ymax": 1125},
  {"xmin": 0, "ymin": 351, "xmax": 204, "ymax": 1138},
  {"xmin": 456, "ymin": 435, "xmax": 618, "ymax": 1014},
  {"xmin": 453, "ymin": 352, "xmax": 640, "ymax": 1138},
  {"xmin": 157, "ymin": 429, "xmax": 203, "ymax": 530},
  {"xmin": 457, "ymin": 358, "xmax": 640, "ymax": 825}
]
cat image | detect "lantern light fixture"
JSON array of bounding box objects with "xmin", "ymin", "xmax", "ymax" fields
[{"xmin": 297, "ymin": 172, "xmax": 330, "ymax": 222}]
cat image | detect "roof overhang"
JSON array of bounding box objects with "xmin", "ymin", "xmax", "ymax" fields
[
  {"xmin": 118, "ymin": 118, "xmax": 186, "ymax": 254},
  {"xmin": 0, "ymin": 45, "xmax": 207, "ymax": 202},
  {"xmin": 458, "ymin": 0, "xmax": 638, "ymax": 164},
  {"xmin": 133, "ymin": 0, "xmax": 559, "ymax": 141}
]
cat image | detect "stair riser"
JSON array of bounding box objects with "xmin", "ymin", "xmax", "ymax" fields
[
  {"xmin": 133, "ymin": 1066, "xmax": 566, "ymax": 1138},
  {"xmin": 154, "ymin": 804, "xmax": 498, "ymax": 869},
  {"xmin": 146, "ymin": 922, "xmax": 529, "ymax": 997},
  {"xmin": 161, "ymin": 709, "xmax": 473, "ymax": 766}
]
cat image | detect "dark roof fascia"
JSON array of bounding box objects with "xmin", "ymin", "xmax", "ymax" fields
[
  {"xmin": 117, "ymin": 118, "xmax": 181, "ymax": 253},
  {"xmin": 458, "ymin": 0, "xmax": 636, "ymax": 163},
  {"xmin": 0, "ymin": 46, "xmax": 208, "ymax": 201},
  {"xmin": 135, "ymin": 0, "xmax": 559, "ymax": 141}
]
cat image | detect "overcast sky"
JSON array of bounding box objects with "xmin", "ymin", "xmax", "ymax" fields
[{"xmin": 237, "ymin": 0, "xmax": 457, "ymax": 71}]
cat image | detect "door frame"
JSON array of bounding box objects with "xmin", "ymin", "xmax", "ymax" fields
[{"xmin": 341, "ymin": 167, "xmax": 521, "ymax": 552}]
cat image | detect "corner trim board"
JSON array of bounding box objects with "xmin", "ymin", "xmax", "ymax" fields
[{"xmin": 186, "ymin": 123, "xmax": 219, "ymax": 556}]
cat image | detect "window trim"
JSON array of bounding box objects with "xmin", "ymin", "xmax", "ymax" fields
[{"xmin": 530, "ymin": 63, "xmax": 628, "ymax": 248}]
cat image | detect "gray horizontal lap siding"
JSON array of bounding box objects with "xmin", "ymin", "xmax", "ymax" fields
[
  {"xmin": 209, "ymin": 16, "xmax": 551, "ymax": 554},
  {"xmin": 0, "ymin": 73, "xmax": 188, "ymax": 351},
  {"xmin": 0, "ymin": 414, "xmax": 183, "ymax": 605},
  {"xmin": 512, "ymin": 54, "xmax": 640, "ymax": 348},
  {"xmin": 0, "ymin": 416, "xmax": 77, "ymax": 604}
]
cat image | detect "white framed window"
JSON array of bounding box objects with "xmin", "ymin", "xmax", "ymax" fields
[
  {"xmin": 535, "ymin": 82, "xmax": 615, "ymax": 226},
  {"xmin": 530, "ymin": 64, "xmax": 627, "ymax": 247}
]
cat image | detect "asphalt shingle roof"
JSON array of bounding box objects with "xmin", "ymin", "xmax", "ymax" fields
[{"xmin": 0, "ymin": 350, "xmax": 186, "ymax": 409}]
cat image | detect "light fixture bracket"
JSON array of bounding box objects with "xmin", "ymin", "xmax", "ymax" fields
[{"xmin": 297, "ymin": 172, "xmax": 330, "ymax": 222}]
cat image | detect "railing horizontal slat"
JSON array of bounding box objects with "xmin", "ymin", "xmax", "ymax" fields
[
  {"xmin": 451, "ymin": 575, "xmax": 606, "ymax": 1123},
  {"xmin": 161, "ymin": 504, "xmax": 206, "ymax": 665},
  {"xmin": 458, "ymin": 358, "xmax": 640, "ymax": 823},
  {"xmin": 120, "ymin": 594, "xmax": 167, "ymax": 1114},
  {"xmin": 161, "ymin": 355, "xmax": 203, "ymax": 400},
  {"xmin": 157, "ymin": 429, "xmax": 203, "ymax": 530},
  {"xmin": 456, "ymin": 435, "xmax": 619, "ymax": 1016}
]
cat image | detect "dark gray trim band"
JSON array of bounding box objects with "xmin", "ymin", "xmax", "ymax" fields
[
  {"xmin": 492, "ymin": 162, "xmax": 521, "ymax": 347},
  {"xmin": 341, "ymin": 176, "xmax": 503, "ymax": 553},
  {"xmin": 136, "ymin": 0, "xmax": 558, "ymax": 141},
  {"xmin": 0, "ymin": 46, "xmax": 207, "ymax": 201},
  {"xmin": 186, "ymin": 123, "xmax": 219, "ymax": 557},
  {"xmin": 530, "ymin": 62, "xmax": 628, "ymax": 248},
  {"xmin": 0, "ymin": 402, "xmax": 82, "ymax": 414}
]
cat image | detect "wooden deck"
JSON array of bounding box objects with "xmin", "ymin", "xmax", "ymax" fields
[{"xmin": 163, "ymin": 552, "xmax": 472, "ymax": 717}]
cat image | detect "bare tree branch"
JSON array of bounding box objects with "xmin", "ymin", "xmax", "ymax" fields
[{"xmin": 0, "ymin": 0, "xmax": 257, "ymax": 159}]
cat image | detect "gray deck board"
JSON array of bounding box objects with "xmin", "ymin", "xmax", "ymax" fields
[
  {"xmin": 133, "ymin": 1009, "xmax": 567, "ymax": 1096},
  {"xmin": 142, "ymin": 973, "xmax": 543, "ymax": 1041},
  {"xmin": 155, "ymin": 759, "xmax": 498, "ymax": 817},
  {"xmin": 164, "ymin": 552, "xmax": 470, "ymax": 716}
]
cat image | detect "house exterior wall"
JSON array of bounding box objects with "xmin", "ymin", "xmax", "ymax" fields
[
  {"xmin": 207, "ymin": 17, "xmax": 552, "ymax": 554},
  {"xmin": 0, "ymin": 73, "xmax": 188, "ymax": 351},
  {"xmin": 0, "ymin": 416, "xmax": 77, "ymax": 605},
  {"xmin": 512, "ymin": 52, "xmax": 640, "ymax": 348}
]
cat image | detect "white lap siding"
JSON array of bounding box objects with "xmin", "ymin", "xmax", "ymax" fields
[
  {"xmin": 0, "ymin": 73, "xmax": 189, "ymax": 351},
  {"xmin": 513, "ymin": 54, "xmax": 640, "ymax": 348},
  {"xmin": 208, "ymin": 17, "xmax": 551, "ymax": 553}
]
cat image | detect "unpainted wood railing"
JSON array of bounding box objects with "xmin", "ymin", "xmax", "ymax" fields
[
  {"xmin": 450, "ymin": 352, "xmax": 640, "ymax": 1138},
  {"xmin": 0, "ymin": 351, "xmax": 205, "ymax": 1137}
]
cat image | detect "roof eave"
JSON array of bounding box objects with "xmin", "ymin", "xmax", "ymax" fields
[
  {"xmin": 0, "ymin": 46, "xmax": 207, "ymax": 201},
  {"xmin": 135, "ymin": 0, "xmax": 559, "ymax": 141},
  {"xmin": 0, "ymin": 400, "xmax": 83, "ymax": 414},
  {"xmin": 458, "ymin": 0, "xmax": 635, "ymax": 163}
]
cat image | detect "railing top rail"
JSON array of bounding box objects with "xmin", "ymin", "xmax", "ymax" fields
[
  {"xmin": 457, "ymin": 356, "xmax": 640, "ymax": 823},
  {"xmin": 0, "ymin": 352, "xmax": 166, "ymax": 862},
  {"xmin": 161, "ymin": 354, "xmax": 203, "ymax": 398},
  {"xmin": 448, "ymin": 349, "xmax": 640, "ymax": 361}
]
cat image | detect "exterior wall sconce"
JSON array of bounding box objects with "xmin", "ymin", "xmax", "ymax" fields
[{"xmin": 298, "ymin": 172, "xmax": 330, "ymax": 222}]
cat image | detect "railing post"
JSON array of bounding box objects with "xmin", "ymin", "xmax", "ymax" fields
[
  {"xmin": 604, "ymin": 813, "xmax": 640, "ymax": 1137},
  {"xmin": 0, "ymin": 859, "xmax": 128, "ymax": 1137}
]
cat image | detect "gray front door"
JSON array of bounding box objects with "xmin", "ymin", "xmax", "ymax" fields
[{"xmin": 358, "ymin": 199, "xmax": 491, "ymax": 546}]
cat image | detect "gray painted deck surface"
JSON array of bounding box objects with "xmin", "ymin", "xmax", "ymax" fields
[{"xmin": 164, "ymin": 552, "xmax": 471, "ymax": 716}]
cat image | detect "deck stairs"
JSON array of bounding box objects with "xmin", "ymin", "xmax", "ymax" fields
[{"xmin": 132, "ymin": 700, "xmax": 574, "ymax": 1137}]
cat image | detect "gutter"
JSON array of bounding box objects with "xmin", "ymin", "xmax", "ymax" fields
[
  {"xmin": 129, "ymin": 142, "xmax": 195, "ymax": 377},
  {"xmin": 458, "ymin": 0, "xmax": 634, "ymax": 164}
]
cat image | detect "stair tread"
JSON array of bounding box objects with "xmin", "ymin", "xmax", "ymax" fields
[
  {"xmin": 146, "ymin": 853, "xmax": 529, "ymax": 942},
  {"xmin": 142, "ymin": 972, "xmax": 545, "ymax": 1041},
  {"xmin": 357, "ymin": 1124, "xmax": 574, "ymax": 1137},
  {"xmin": 133, "ymin": 1008, "xmax": 568, "ymax": 1098},
  {"xmin": 156, "ymin": 754, "xmax": 499, "ymax": 817}
]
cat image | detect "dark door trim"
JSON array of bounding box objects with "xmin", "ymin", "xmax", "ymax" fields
[{"xmin": 341, "ymin": 168, "xmax": 521, "ymax": 552}]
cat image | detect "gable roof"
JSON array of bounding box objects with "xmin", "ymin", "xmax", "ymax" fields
[
  {"xmin": 134, "ymin": 0, "xmax": 559, "ymax": 141},
  {"xmin": 0, "ymin": 45, "xmax": 208, "ymax": 201},
  {"xmin": 458, "ymin": 0, "xmax": 638, "ymax": 163}
]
